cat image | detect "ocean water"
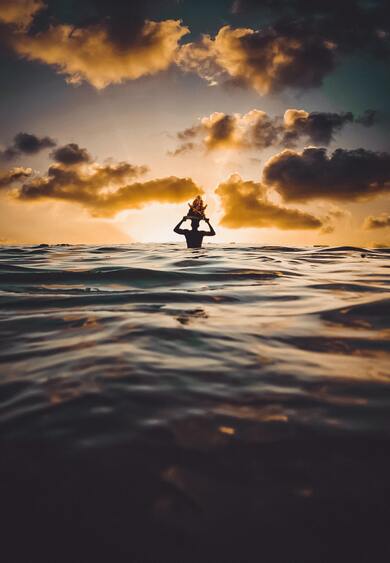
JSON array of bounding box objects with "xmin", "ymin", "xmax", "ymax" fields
[{"xmin": 0, "ymin": 243, "xmax": 389, "ymax": 562}]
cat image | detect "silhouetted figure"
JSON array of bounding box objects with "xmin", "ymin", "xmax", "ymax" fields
[{"xmin": 174, "ymin": 216, "xmax": 215, "ymax": 248}]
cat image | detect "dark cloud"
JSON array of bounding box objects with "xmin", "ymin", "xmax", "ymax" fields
[
  {"xmin": 263, "ymin": 147, "xmax": 390, "ymax": 202},
  {"xmin": 63, "ymin": 1, "xmax": 178, "ymax": 49},
  {"xmin": 172, "ymin": 108, "xmax": 376, "ymax": 155},
  {"xmin": 232, "ymin": 0, "xmax": 390, "ymax": 59},
  {"xmin": 0, "ymin": 132, "xmax": 56, "ymax": 161},
  {"xmin": 207, "ymin": 114, "xmax": 236, "ymax": 148},
  {"xmin": 178, "ymin": 25, "xmax": 337, "ymax": 94},
  {"xmin": 179, "ymin": 0, "xmax": 390, "ymax": 94},
  {"xmin": 250, "ymin": 112, "xmax": 281, "ymax": 148},
  {"xmin": 364, "ymin": 213, "xmax": 390, "ymax": 229},
  {"xmin": 355, "ymin": 110, "xmax": 379, "ymax": 127},
  {"xmin": 51, "ymin": 143, "xmax": 91, "ymax": 165},
  {"xmin": 0, "ymin": 166, "xmax": 33, "ymax": 188},
  {"xmin": 233, "ymin": 0, "xmax": 374, "ymax": 16},
  {"xmin": 282, "ymin": 110, "xmax": 354, "ymax": 146},
  {"xmin": 215, "ymin": 174, "xmax": 323, "ymax": 230},
  {"xmin": 2, "ymin": 0, "xmax": 180, "ymax": 43},
  {"xmin": 0, "ymin": 0, "xmax": 43, "ymax": 29},
  {"xmin": 14, "ymin": 132, "xmax": 56, "ymax": 154}
]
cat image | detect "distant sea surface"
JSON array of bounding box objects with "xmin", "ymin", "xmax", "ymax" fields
[{"xmin": 1, "ymin": 244, "xmax": 390, "ymax": 562}]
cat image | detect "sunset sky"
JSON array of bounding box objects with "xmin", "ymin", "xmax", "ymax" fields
[{"xmin": 0, "ymin": 0, "xmax": 389, "ymax": 246}]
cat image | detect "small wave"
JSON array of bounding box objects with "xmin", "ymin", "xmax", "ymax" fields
[
  {"xmin": 321, "ymin": 297, "xmax": 390, "ymax": 329},
  {"xmin": 260, "ymin": 245, "xmax": 304, "ymax": 252},
  {"xmin": 315, "ymin": 245, "xmax": 368, "ymax": 252},
  {"xmin": 0, "ymin": 290, "xmax": 240, "ymax": 309},
  {"xmin": 0, "ymin": 265, "xmax": 285, "ymax": 286},
  {"xmin": 309, "ymin": 283, "xmax": 387, "ymax": 293},
  {"xmin": 90, "ymin": 246, "xmax": 130, "ymax": 253}
]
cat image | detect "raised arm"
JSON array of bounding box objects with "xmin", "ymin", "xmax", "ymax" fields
[
  {"xmin": 202, "ymin": 218, "xmax": 216, "ymax": 236},
  {"xmin": 174, "ymin": 217, "xmax": 188, "ymax": 235}
]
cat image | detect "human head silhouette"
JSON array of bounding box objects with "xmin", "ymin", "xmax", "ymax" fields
[{"xmin": 191, "ymin": 218, "xmax": 200, "ymax": 231}]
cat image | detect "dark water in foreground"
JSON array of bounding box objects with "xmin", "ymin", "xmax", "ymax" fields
[{"xmin": 1, "ymin": 243, "xmax": 390, "ymax": 562}]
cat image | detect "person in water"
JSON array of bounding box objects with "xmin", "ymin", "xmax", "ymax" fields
[
  {"xmin": 174, "ymin": 195, "xmax": 215, "ymax": 248},
  {"xmin": 174, "ymin": 216, "xmax": 216, "ymax": 248}
]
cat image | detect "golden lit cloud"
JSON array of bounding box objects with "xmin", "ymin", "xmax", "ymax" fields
[
  {"xmin": 0, "ymin": 166, "xmax": 32, "ymax": 187},
  {"xmin": 283, "ymin": 109, "xmax": 309, "ymax": 128},
  {"xmin": 177, "ymin": 25, "xmax": 336, "ymax": 94},
  {"xmin": 0, "ymin": 0, "xmax": 43, "ymax": 29},
  {"xmin": 215, "ymin": 174, "xmax": 323, "ymax": 230},
  {"xmin": 171, "ymin": 110, "xmax": 282, "ymax": 155},
  {"xmin": 11, "ymin": 19, "xmax": 189, "ymax": 88},
  {"xmin": 172, "ymin": 108, "xmax": 374, "ymax": 155},
  {"xmin": 11, "ymin": 145, "xmax": 202, "ymax": 216},
  {"xmin": 200, "ymin": 112, "xmax": 237, "ymax": 150},
  {"xmin": 176, "ymin": 34, "xmax": 223, "ymax": 85}
]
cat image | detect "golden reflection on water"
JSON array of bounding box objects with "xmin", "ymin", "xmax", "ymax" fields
[
  {"xmin": 214, "ymin": 404, "xmax": 289, "ymax": 423},
  {"xmin": 218, "ymin": 426, "xmax": 235, "ymax": 435}
]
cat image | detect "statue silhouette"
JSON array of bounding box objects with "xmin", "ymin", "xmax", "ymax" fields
[{"xmin": 174, "ymin": 216, "xmax": 216, "ymax": 248}]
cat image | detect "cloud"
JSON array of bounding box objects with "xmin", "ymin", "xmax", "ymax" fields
[
  {"xmin": 282, "ymin": 109, "xmax": 354, "ymax": 146},
  {"xmin": 172, "ymin": 108, "xmax": 375, "ymax": 155},
  {"xmin": 198, "ymin": 110, "xmax": 280, "ymax": 150},
  {"xmin": 320, "ymin": 224, "xmax": 335, "ymax": 235},
  {"xmin": 0, "ymin": 0, "xmax": 43, "ymax": 29},
  {"xmin": 232, "ymin": 1, "xmax": 390, "ymax": 60},
  {"xmin": 2, "ymin": 1, "xmax": 389, "ymax": 94},
  {"xmin": 10, "ymin": 18, "xmax": 189, "ymax": 88},
  {"xmin": 11, "ymin": 145, "xmax": 201, "ymax": 216},
  {"xmin": 355, "ymin": 109, "xmax": 379, "ymax": 127},
  {"xmin": 364, "ymin": 213, "xmax": 390, "ymax": 229},
  {"xmin": 176, "ymin": 34, "xmax": 224, "ymax": 85},
  {"xmin": 169, "ymin": 142, "xmax": 198, "ymax": 157},
  {"xmin": 215, "ymin": 174, "xmax": 323, "ymax": 229},
  {"xmin": 51, "ymin": 143, "xmax": 91, "ymax": 165},
  {"xmin": 177, "ymin": 25, "xmax": 337, "ymax": 94},
  {"xmin": 324, "ymin": 205, "xmax": 349, "ymax": 220},
  {"xmin": 0, "ymin": 132, "xmax": 56, "ymax": 161},
  {"xmin": 172, "ymin": 110, "xmax": 273, "ymax": 154},
  {"xmin": 263, "ymin": 147, "xmax": 390, "ymax": 202},
  {"xmin": 0, "ymin": 166, "xmax": 33, "ymax": 188},
  {"xmin": 179, "ymin": 0, "xmax": 390, "ymax": 94}
]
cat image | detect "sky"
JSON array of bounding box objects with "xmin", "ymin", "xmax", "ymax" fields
[{"xmin": 0, "ymin": 0, "xmax": 389, "ymax": 246}]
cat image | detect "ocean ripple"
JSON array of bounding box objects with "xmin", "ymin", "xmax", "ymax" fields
[{"xmin": 0, "ymin": 244, "xmax": 389, "ymax": 562}]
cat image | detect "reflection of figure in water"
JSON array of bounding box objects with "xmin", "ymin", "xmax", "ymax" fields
[{"xmin": 174, "ymin": 195, "xmax": 215, "ymax": 248}]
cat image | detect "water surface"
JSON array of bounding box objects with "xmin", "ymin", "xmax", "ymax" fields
[{"xmin": 1, "ymin": 244, "xmax": 389, "ymax": 562}]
